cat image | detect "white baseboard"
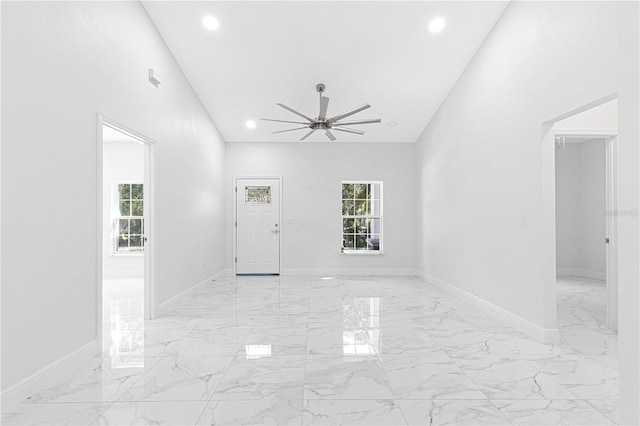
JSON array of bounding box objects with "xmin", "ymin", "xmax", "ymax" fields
[
  {"xmin": 1, "ymin": 340, "xmax": 98, "ymax": 411},
  {"xmin": 103, "ymin": 269, "xmax": 144, "ymax": 279},
  {"xmin": 418, "ymin": 271, "xmax": 560, "ymax": 344},
  {"xmin": 157, "ymin": 269, "xmax": 226, "ymax": 316},
  {"xmin": 556, "ymin": 268, "xmax": 606, "ymax": 281},
  {"xmin": 281, "ymin": 268, "xmax": 417, "ymax": 276}
]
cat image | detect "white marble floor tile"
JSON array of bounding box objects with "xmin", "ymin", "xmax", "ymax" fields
[
  {"xmin": 2, "ymin": 403, "xmax": 109, "ymax": 425},
  {"xmin": 374, "ymin": 327, "xmax": 440, "ymax": 354},
  {"xmin": 197, "ymin": 400, "xmax": 303, "ymax": 425},
  {"xmin": 398, "ymin": 399, "xmax": 511, "ymax": 426},
  {"xmin": 21, "ymin": 357, "xmax": 161, "ymax": 404},
  {"xmin": 172, "ymin": 327, "xmax": 250, "ymax": 356},
  {"xmin": 304, "ymin": 355, "xmax": 395, "ymax": 400},
  {"xmin": 118, "ymin": 356, "xmax": 233, "ymax": 402},
  {"xmin": 494, "ymin": 399, "xmax": 615, "ymax": 425},
  {"xmin": 428, "ymin": 327, "xmax": 514, "ymax": 356},
  {"xmin": 6, "ymin": 275, "xmax": 619, "ymax": 425},
  {"xmin": 240, "ymin": 327, "xmax": 308, "ymax": 356},
  {"xmin": 587, "ymin": 399, "xmax": 619, "ymax": 424},
  {"xmin": 302, "ymin": 400, "xmax": 407, "ymax": 425},
  {"xmin": 453, "ymin": 353, "xmax": 578, "ymax": 400},
  {"xmin": 212, "ymin": 355, "xmax": 306, "ymax": 400},
  {"xmin": 92, "ymin": 401, "xmax": 207, "ymax": 425},
  {"xmin": 524, "ymin": 355, "xmax": 619, "ymax": 400},
  {"xmin": 380, "ymin": 354, "xmax": 486, "ymax": 400}
]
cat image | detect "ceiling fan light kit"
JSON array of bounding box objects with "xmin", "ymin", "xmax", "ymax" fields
[{"xmin": 261, "ymin": 83, "xmax": 382, "ymax": 141}]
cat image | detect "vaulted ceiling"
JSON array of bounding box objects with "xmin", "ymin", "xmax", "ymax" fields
[{"xmin": 142, "ymin": 1, "xmax": 509, "ymax": 143}]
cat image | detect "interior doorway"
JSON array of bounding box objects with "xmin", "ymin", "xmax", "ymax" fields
[
  {"xmin": 98, "ymin": 118, "xmax": 155, "ymax": 360},
  {"xmin": 234, "ymin": 177, "xmax": 282, "ymax": 275},
  {"xmin": 545, "ymin": 98, "xmax": 619, "ymax": 353}
]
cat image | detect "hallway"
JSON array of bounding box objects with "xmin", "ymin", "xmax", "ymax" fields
[{"xmin": 2, "ymin": 275, "xmax": 617, "ymax": 425}]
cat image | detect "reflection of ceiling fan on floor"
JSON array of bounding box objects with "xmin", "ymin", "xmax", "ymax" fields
[{"xmin": 261, "ymin": 83, "xmax": 381, "ymax": 141}]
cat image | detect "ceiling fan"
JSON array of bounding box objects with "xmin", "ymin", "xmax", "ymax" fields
[{"xmin": 261, "ymin": 83, "xmax": 381, "ymax": 141}]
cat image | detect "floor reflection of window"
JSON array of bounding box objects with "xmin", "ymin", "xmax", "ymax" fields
[
  {"xmin": 343, "ymin": 297, "xmax": 382, "ymax": 356},
  {"xmin": 109, "ymin": 299, "xmax": 144, "ymax": 369},
  {"xmin": 245, "ymin": 344, "xmax": 272, "ymax": 359}
]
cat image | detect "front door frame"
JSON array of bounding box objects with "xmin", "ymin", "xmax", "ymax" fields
[{"xmin": 232, "ymin": 176, "xmax": 283, "ymax": 275}]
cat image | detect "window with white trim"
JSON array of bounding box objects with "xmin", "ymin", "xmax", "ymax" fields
[
  {"xmin": 341, "ymin": 181, "xmax": 382, "ymax": 253},
  {"xmin": 114, "ymin": 183, "xmax": 144, "ymax": 253}
]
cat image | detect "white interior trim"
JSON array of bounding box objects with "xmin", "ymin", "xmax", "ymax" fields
[
  {"xmin": 557, "ymin": 268, "xmax": 606, "ymax": 281},
  {"xmin": 156, "ymin": 270, "xmax": 226, "ymax": 316},
  {"xmin": 1, "ymin": 341, "xmax": 98, "ymax": 411},
  {"xmin": 419, "ymin": 271, "xmax": 560, "ymax": 344},
  {"xmin": 281, "ymin": 268, "xmax": 417, "ymax": 276}
]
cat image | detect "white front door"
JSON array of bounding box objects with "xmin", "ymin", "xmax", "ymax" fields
[{"xmin": 236, "ymin": 178, "xmax": 280, "ymax": 274}]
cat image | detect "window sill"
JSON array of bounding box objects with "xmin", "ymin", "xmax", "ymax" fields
[
  {"xmin": 111, "ymin": 253, "xmax": 144, "ymax": 257},
  {"xmin": 340, "ymin": 250, "xmax": 384, "ymax": 256}
]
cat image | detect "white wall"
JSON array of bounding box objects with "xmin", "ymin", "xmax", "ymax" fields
[
  {"xmin": 102, "ymin": 140, "xmax": 144, "ymax": 277},
  {"xmin": 555, "ymin": 141, "xmax": 606, "ymax": 277},
  {"xmin": 1, "ymin": 2, "xmax": 226, "ymax": 390},
  {"xmin": 416, "ymin": 1, "xmax": 618, "ymax": 328},
  {"xmin": 225, "ymin": 143, "xmax": 417, "ymax": 274},
  {"xmin": 416, "ymin": 2, "xmax": 639, "ymax": 421},
  {"xmin": 555, "ymin": 99, "xmax": 618, "ymax": 131},
  {"xmin": 617, "ymin": 2, "xmax": 640, "ymax": 422}
]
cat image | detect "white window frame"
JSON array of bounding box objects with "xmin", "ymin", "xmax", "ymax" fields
[
  {"xmin": 341, "ymin": 181, "xmax": 383, "ymax": 255},
  {"xmin": 112, "ymin": 181, "xmax": 144, "ymax": 255}
]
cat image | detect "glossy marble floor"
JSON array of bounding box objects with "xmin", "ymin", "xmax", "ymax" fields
[{"xmin": 3, "ymin": 275, "xmax": 618, "ymax": 425}]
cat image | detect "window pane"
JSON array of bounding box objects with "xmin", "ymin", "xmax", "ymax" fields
[
  {"xmin": 130, "ymin": 219, "xmax": 142, "ymax": 234},
  {"xmin": 369, "ymin": 218, "xmax": 381, "ymax": 234},
  {"xmin": 342, "ymin": 184, "xmax": 354, "ymax": 199},
  {"xmin": 118, "ymin": 219, "xmax": 129, "ymax": 235},
  {"xmin": 131, "ymin": 184, "xmax": 143, "ymax": 200},
  {"xmin": 129, "ymin": 235, "xmax": 142, "ymax": 248},
  {"xmin": 367, "ymin": 235, "xmax": 380, "ymax": 250},
  {"xmin": 119, "ymin": 184, "xmax": 130, "ymax": 200},
  {"xmin": 245, "ymin": 186, "xmax": 271, "ymax": 204},
  {"xmin": 354, "ymin": 199, "xmax": 367, "ymax": 215},
  {"xmin": 355, "ymin": 183, "xmax": 368, "ymax": 200},
  {"xmin": 119, "ymin": 201, "xmax": 131, "ymax": 216},
  {"xmin": 117, "ymin": 235, "xmax": 129, "ymax": 250},
  {"xmin": 131, "ymin": 200, "xmax": 143, "ymax": 217},
  {"xmin": 343, "ymin": 218, "xmax": 355, "ymax": 234},
  {"xmin": 354, "ymin": 218, "xmax": 369, "ymax": 234},
  {"xmin": 343, "ymin": 235, "xmax": 355, "ymax": 249},
  {"xmin": 355, "ymin": 235, "xmax": 368, "ymax": 249},
  {"xmin": 371, "ymin": 199, "xmax": 381, "ymax": 215},
  {"xmin": 342, "ymin": 200, "xmax": 355, "ymax": 216}
]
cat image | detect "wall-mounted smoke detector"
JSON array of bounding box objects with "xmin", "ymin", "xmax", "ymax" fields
[{"xmin": 148, "ymin": 69, "xmax": 162, "ymax": 88}]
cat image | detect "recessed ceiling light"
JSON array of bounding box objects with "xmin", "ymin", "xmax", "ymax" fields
[
  {"xmin": 428, "ymin": 17, "xmax": 445, "ymax": 34},
  {"xmin": 388, "ymin": 121, "xmax": 397, "ymax": 127},
  {"xmin": 202, "ymin": 15, "xmax": 219, "ymax": 31},
  {"xmin": 245, "ymin": 120, "xmax": 256, "ymax": 129}
]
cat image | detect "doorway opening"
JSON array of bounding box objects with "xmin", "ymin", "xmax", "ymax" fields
[
  {"xmin": 544, "ymin": 98, "xmax": 618, "ymax": 354},
  {"xmin": 98, "ymin": 117, "xmax": 155, "ymax": 361}
]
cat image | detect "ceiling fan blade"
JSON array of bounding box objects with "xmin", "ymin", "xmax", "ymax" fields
[
  {"xmin": 318, "ymin": 96, "xmax": 330, "ymax": 120},
  {"xmin": 261, "ymin": 118, "xmax": 310, "ymax": 125},
  {"xmin": 328, "ymin": 103, "xmax": 370, "ymax": 122},
  {"xmin": 332, "ymin": 118, "xmax": 382, "ymax": 126},
  {"xmin": 331, "ymin": 127, "xmax": 365, "ymax": 135},
  {"xmin": 272, "ymin": 126, "xmax": 310, "ymax": 134},
  {"xmin": 277, "ymin": 103, "xmax": 315, "ymax": 122},
  {"xmin": 300, "ymin": 129, "xmax": 316, "ymax": 141},
  {"xmin": 325, "ymin": 130, "xmax": 337, "ymax": 141}
]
